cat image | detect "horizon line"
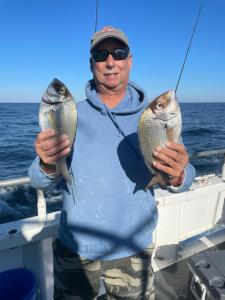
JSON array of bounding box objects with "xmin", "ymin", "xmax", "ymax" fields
[{"xmin": 0, "ymin": 101, "xmax": 225, "ymax": 104}]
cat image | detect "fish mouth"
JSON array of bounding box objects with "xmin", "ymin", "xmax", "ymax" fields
[{"xmin": 42, "ymin": 93, "xmax": 63, "ymax": 104}]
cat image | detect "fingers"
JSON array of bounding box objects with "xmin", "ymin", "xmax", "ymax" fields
[
  {"xmin": 154, "ymin": 142, "xmax": 188, "ymax": 165},
  {"xmin": 153, "ymin": 142, "xmax": 189, "ymax": 178},
  {"xmin": 36, "ymin": 129, "xmax": 57, "ymax": 144},
  {"xmin": 34, "ymin": 129, "xmax": 71, "ymax": 164},
  {"xmin": 166, "ymin": 142, "xmax": 186, "ymax": 153},
  {"xmin": 44, "ymin": 139, "xmax": 70, "ymax": 156},
  {"xmin": 153, "ymin": 160, "xmax": 182, "ymax": 178},
  {"xmin": 155, "ymin": 143, "xmax": 187, "ymax": 161},
  {"xmin": 43, "ymin": 147, "xmax": 71, "ymax": 164}
]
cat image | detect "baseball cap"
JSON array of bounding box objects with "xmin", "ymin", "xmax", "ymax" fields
[{"xmin": 90, "ymin": 26, "xmax": 129, "ymax": 51}]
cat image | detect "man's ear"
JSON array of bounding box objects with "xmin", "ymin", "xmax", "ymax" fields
[{"xmin": 90, "ymin": 57, "xmax": 94, "ymax": 73}]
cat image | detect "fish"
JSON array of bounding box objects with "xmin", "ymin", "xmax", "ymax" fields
[
  {"xmin": 39, "ymin": 78, "xmax": 77, "ymax": 184},
  {"xmin": 138, "ymin": 90, "xmax": 182, "ymax": 189}
]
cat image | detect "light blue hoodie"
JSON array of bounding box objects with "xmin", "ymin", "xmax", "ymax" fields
[{"xmin": 29, "ymin": 80, "xmax": 196, "ymax": 260}]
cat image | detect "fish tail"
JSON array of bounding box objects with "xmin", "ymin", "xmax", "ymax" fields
[
  {"xmin": 56, "ymin": 158, "xmax": 72, "ymax": 185},
  {"xmin": 145, "ymin": 172, "xmax": 167, "ymax": 190}
]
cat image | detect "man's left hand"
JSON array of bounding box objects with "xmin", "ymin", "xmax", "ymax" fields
[{"xmin": 152, "ymin": 142, "xmax": 189, "ymax": 186}]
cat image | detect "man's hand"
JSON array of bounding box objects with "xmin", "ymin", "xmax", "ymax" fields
[
  {"xmin": 152, "ymin": 142, "xmax": 189, "ymax": 186},
  {"xmin": 34, "ymin": 129, "xmax": 70, "ymax": 173}
]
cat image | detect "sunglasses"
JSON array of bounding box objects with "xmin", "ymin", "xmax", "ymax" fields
[{"xmin": 91, "ymin": 48, "xmax": 129, "ymax": 62}]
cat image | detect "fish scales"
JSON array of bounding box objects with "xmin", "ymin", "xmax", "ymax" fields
[
  {"xmin": 138, "ymin": 90, "xmax": 182, "ymax": 188},
  {"xmin": 53, "ymin": 100, "xmax": 76, "ymax": 143}
]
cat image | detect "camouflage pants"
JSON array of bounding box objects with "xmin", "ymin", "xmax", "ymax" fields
[{"xmin": 53, "ymin": 239, "xmax": 155, "ymax": 300}]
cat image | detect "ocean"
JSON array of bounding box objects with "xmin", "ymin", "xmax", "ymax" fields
[{"xmin": 0, "ymin": 102, "xmax": 225, "ymax": 224}]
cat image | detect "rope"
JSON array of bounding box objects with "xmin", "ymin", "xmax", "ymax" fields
[
  {"xmin": 94, "ymin": 0, "xmax": 99, "ymax": 32},
  {"xmin": 175, "ymin": 0, "xmax": 204, "ymax": 93}
]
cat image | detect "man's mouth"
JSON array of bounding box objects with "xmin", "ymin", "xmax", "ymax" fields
[{"xmin": 105, "ymin": 73, "xmax": 118, "ymax": 77}]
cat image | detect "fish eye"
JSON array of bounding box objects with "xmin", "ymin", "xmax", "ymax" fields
[
  {"xmin": 156, "ymin": 103, "xmax": 163, "ymax": 109},
  {"xmin": 59, "ymin": 87, "xmax": 65, "ymax": 94}
]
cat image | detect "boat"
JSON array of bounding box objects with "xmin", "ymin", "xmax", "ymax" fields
[{"xmin": 0, "ymin": 149, "xmax": 225, "ymax": 299}]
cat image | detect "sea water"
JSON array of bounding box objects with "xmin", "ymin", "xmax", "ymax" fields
[{"xmin": 0, "ymin": 102, "xmax": 225, "ymax": 223}]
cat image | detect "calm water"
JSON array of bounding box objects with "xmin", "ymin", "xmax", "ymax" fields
[{"xmin": 0, "ymin": 102, "xmax": 225, "ymax": 223}]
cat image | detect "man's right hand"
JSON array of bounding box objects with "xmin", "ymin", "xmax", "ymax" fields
[{"xmin": 34, "ymin": 129, "xmax": 71, "ymax": 173}]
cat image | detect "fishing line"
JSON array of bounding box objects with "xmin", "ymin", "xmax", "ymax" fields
[
  {"xmin": 175, "ymin": 0, "xmax": 204, "ymax": 93},
  {"xmin": 94, "ymin": 0, "xmax": 99, "ymax": 32}
]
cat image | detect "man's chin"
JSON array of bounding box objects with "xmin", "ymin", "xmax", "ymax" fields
[
  {"xmin": 102, "ymin": 82, "xmax": 120, "ymax": 90},
  {"xmin": 106, "ymin": 84, "xmax": 119, "ymax": 90}
]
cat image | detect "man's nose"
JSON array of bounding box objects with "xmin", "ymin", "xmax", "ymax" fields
[{"xmin": 105, "ymin": 54, "xmax": 115, "ymax": 68}]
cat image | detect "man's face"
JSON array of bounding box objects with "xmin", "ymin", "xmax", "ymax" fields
[{"xmin": 90, "ymin": 38, "xmax": 132, "ymax": 93}]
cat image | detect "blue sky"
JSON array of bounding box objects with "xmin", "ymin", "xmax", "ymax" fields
[{"xmin": 0, "ymin": 0, "xmax": 224, "ymax": 103}]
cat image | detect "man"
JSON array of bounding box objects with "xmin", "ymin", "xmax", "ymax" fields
[{"xmin": 29, "ymin": 26, "xmax": 196, "ymax": 299}]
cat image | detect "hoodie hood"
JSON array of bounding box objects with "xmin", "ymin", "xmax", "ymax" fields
[
  {"xmin": 85, "ymin": 80, "xmax": 148, "ymax": 160},
  {"xmin": 85, "ymin": 79, "xmax": 148, "ymax": 115}
]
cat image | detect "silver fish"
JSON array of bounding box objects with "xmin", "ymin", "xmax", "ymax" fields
[
  {"xmin": 138, "ymin": 90, "xmax": 182, "ymax": 189},
  {"xmin": 39, "ymin": 78, "xmax": 77, "ymax": 184}
]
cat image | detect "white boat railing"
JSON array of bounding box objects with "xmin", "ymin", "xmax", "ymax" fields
[
  {"xmin": 190, "ymin": 148, "xmax": 225, "ymax": 180},
  {"xmin": 0, "ymin": 148, "xmax": 225, "ymax": 222},
  {"xmin": 0, "ymin": 177, "xmax": 47, "ymax": 222}
]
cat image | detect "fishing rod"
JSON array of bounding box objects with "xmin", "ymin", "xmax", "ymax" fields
[
  {"xmin": 175, "ymin": 0, "xmax": 204, "ymax": 93},
  {"xmin": 94, "ymin": 0, "xmax": 99, "ymax": 32}
]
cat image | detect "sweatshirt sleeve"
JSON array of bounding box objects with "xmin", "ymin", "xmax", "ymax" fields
[
  {"xmin": 28, "ymin": 156, "xmax": 62, "ymax": 193},
  {"xmin": 167, "ymin": 163, "xmax": 196, "ymax": 193}
]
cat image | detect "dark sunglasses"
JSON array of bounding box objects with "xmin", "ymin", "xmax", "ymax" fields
[{"xmin": 91, "ymin": 48, "xmax": 129, "ymax": 62}]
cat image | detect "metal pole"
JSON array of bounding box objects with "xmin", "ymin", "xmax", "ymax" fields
[
  {"xmin": 222, "ymin": 154, "xmax": 225, "ymax": 181},
  {"xmin": 190, "ymin": 149, "xmax": 225, "ymax": 159},
  {"xmin": 0, "ymin": 177, "xmax": 30, "ymax": 188},
  {"xmin": 37, "ymin": 189, "xmax": 47, "ymax": 223}
]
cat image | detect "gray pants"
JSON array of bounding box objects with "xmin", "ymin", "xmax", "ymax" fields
[{"xmin": 53, "ymin": 239, "xmax": 155, "ymax": 300}]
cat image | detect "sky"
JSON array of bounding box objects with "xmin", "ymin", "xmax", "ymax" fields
[{"xmin": 0, "ymin": 0, "xmax": 224, "ymax": 103}]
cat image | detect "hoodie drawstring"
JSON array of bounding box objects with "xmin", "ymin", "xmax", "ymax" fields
[{"xmin": 104, "ymin": 104, "xmax": 141, "ymax": 160}]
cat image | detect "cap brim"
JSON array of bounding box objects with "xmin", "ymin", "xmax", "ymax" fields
[{"xmin": 91, "ymin": 34, "xmax": 129, "ymax": 51}]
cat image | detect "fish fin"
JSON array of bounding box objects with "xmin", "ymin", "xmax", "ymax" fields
[
  {"xmin": 56, "ymin": 158, "xmax": 72, "ymax": 185},
  {"xmin": 145, "ymin": 172, "xmax": 167, "ymax": 190},
  {"xmin": 166, "ymin": 127, "xmax": 175, "ymax": 142}
]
